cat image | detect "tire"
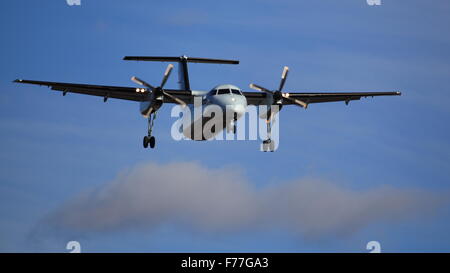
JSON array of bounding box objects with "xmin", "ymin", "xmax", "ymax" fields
[
  {"xmin": 143, "ymin": 136, "xmax": 149, "ymax": 148},
  {"xmin": 269, "ymin": 141, "xmax": 275, "ymax": 152},
  {"xmin": 149, "ymin": 136, "xmax": 156, "ymax": 149}
]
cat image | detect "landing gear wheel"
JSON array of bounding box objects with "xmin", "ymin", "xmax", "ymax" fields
[
  {"xmin": 149, "ymin": 136, "xmax": 156, "ymax": 149},
  {"xmin": 268, "ymin": 140, "xmax": 275, "ymax": 152},
  {"xmin": 143, "ymin": 136, "xmax": 149, "ymax": 148},
  {"xmin": 261, "ymin": 139, "xmax": 272, "ymax": 152}
]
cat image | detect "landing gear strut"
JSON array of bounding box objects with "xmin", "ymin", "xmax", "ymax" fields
[
  {"xmin": 143, "ymin": 112, "xmax": 157, "ymax": 149},
  {"xmin": 261, "ymin": 115, "xmax": 275, "ymax": 152},
  {"xmin": 233, "ymin": 113, "xmax": 237, "ymax": 134}
]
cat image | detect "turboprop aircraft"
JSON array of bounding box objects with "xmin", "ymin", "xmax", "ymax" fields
[{"xmin": 14, "ymin": 55, "xmax": 401, "ymax": 151}]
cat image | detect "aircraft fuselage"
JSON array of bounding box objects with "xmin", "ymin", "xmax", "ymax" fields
[{"xmin": 141, "ymin": 84, "xmax": 248, "ymax": 140}]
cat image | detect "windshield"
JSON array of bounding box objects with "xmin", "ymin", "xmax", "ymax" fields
[
  {"xmin": 217, "ymin": 89, "xmax": 230, "ymax": 95},
  {"xmin": 231, "ymin": 89, "xmax": 241, "ymax": 95}
]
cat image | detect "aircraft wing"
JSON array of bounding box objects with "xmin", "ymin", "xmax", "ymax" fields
[
  {"xmin": 243, "ymin": 91, "xmax": 401, "ymax": 106},
  {"xmin": 13, "ymin": 79, "xmax": 193, "ymax": 103}
]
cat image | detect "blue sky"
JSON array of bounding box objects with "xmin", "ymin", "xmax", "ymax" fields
[{"xmin": 1, "ymin": 0, "xmax": 450, "ymax": 252}]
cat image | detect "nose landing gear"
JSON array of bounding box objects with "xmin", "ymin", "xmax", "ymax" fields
[{"xmin": 143, "ymin": 112, "xmax": 157, "ymax": 149}]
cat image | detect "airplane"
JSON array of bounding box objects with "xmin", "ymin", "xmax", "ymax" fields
[{"xmin": 14, "ymin": 55, "xmax": 401, "ymax": 151}]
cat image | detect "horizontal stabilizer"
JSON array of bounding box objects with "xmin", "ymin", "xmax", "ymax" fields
[{"xmin": 123, "ymin": 56, "xmax": 239, "ymax": 65}]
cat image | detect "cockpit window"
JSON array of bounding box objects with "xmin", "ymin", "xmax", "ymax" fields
[
  {"xmin": 217, "ymin": 89, "xmax": 230, "ymax": 95},
  {"xmin": 231, "ymin": 89, "xmax": 241, "ymax": 95}
]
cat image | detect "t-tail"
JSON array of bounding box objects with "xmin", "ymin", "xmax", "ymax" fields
[{"xmin": 123, "ymin": 55, "xmax": 239, "ymax": 90}]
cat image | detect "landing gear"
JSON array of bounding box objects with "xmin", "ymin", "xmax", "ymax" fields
[
  {"xmin": 233, "ymin": 113, "xmax": 237, "ymax": 134},
  {"xmin": 143, "ymin": 112, "xmax": 157, "ymax": 149},
  {"xmin": 143, "ymin": 136, "xmax": 155, "ymax": 149},
  {"xmin": 261, "ymin": 139, "xmax": 275, "ymax": 152},
  {"xmin": 261, "ymin": 115, "xmax": 275, "ymax": 152}
]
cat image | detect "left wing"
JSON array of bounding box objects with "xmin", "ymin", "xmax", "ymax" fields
[
  {"xmin": 243, "ymin": 91, "xmax": 401, "ymax": 106},
  {"xmin": 13, "ymin": 79, "xmax": 193, "ymax": 103}
]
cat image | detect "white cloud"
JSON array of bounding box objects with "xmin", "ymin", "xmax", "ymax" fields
[{"xmin": 41, "ymin": 161, "xmax": 447, "ymax": 240}]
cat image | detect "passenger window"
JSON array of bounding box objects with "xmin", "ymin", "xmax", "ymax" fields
[{"xmin": 217, "ymin": 89, "xmax": 230, "ymax": 95}]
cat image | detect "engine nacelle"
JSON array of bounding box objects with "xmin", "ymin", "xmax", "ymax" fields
[
  {"xmin": 140, "ymin": 95, "xmax": 163, "ymax": 117},
  {"xmin": 258, "ymin": 92, "xmax": 283, "ymax": 121}
]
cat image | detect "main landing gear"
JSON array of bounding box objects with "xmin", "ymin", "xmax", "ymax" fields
[
  {"xmin": 261, "ymin": 117, "xmax": 276, "ymax": 152},
  {"xmin": 143, "ymin": 112, "xmax": 157, "ymax": 149}
]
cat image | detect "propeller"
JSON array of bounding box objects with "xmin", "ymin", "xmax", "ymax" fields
[
  {"xmin": 131, "ymin": 64, "xmax": 187, "ymax": 107},
  {"xmin": 249, "ymin": 66, "xmax": 308, "ymax": 109}
]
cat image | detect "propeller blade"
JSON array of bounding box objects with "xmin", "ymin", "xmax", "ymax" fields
[
  {"xmin": 162, "ymin": 91, "xmax": 187, "ymax": 108},
  {"xmin": 249, "ymin": 83, "xmax": 274, "ymax": 94},
  {"xmin": 278, "ymin": 66, "xmax": 289, "ymax": 92},
  {"xmin": 282, "ymin": 94, "xmax": 308, "ymax": 109},
  {"xmin": 160, "ymin": 64, "xmax": 174, "ymax": 88},
  {"xmin": 131, "ymin": 76, "xmax": 154, "ymax": 90}
]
